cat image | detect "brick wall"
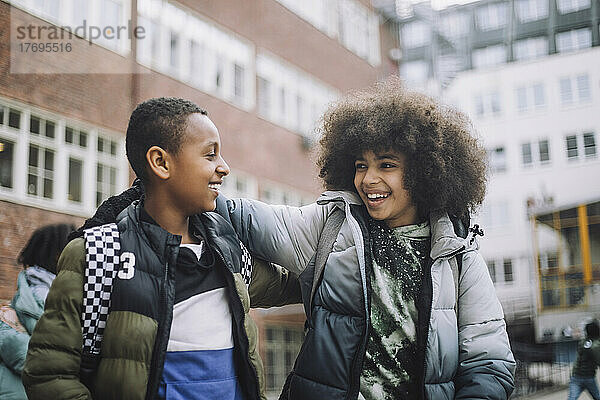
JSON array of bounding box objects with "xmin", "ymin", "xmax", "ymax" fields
[{"xmin": 0, "ymin": 200, "xmax": 83, "ymax": 300}]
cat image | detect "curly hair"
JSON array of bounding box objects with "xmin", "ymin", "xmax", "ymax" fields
[
  {"xmin": 126, "ymin": 97, "xmax": 207, "ymax": 182},
  {"xmin": 18, "ymin": 223, "xmax": 76, "ymax": 274},
  {"xmin": 317, "ymin": 78, "xmax": 487, "ymax": 219}
]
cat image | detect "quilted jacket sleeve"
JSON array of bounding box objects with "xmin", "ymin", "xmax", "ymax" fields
[
  {"xmin": 249, "ymin": 259, "xmax": 302, "ymax": 308},
  {"xmin": 226, "ymin": 198, "xmax": 330, "ymax": 276},
  {"xmin": 454, "ymin": 250, "xmax": 516, "ymax": 400},
  {"xmin": 22, "ymin": 238, "xmax": 92, "ymax": 400},
  {"xmin": 0, "ymin": 323, "xmax": 29, "ymax": 374}
]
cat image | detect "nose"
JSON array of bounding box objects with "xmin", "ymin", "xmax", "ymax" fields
[
  {"xmin": 363, "ymin": 167, "xmax": 380, "ymax": 185},
  {"xmin": 216, "ymin": 156, "xmax": 230, "ymax": 177}
]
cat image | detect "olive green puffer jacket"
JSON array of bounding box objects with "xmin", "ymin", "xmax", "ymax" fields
[{"xmin": 23, "ymin": 202, "xmax": 301, "ymax": 400}]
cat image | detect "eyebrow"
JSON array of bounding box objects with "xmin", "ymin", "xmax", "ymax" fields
[{"xmin": 375, "ymin": 153, "xmax": 401, "ymax": 161}]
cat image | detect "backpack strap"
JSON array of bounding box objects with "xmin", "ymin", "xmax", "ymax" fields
[
  {"xmin": 309, "ymin": 208, "xmax": 345, "ymax": 313},
  {"xmin": 81, "ymin": 223, "xmax": 121, "ymax": 385}
]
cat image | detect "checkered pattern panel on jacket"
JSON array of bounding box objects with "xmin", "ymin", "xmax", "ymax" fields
[
  {"xmin": 82, "ymin": 223, "xmax": 121, "ymax": 356},
  {"xmin": 240, "ymin": 241, "xmax": 252, "ymax": 286}
]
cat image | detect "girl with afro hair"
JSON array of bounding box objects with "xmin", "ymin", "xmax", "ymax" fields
[{"xmin": 225, "ymin": 78, "xmax": 515, "ymax": 400}]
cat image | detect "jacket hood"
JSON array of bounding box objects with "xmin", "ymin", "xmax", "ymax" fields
[
  {"xmin": 12, "ymin": 268, "xmax": 50, "ymax": 334},
  {"xmin": 429, "ymin": 212, "xmax": 468, "ymax": 260},
  {"xmin": 317, "ymin": 190, "xmax": 363, "ymax": 206}
]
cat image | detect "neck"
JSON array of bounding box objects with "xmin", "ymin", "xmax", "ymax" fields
[{"xmin": 143, "ymin": 191, "xmax": 197, "ymax": 244}]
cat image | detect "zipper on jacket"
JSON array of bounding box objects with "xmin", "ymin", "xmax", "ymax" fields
[
  {"xmin": 419, "ymin": 257, "xmax": 434, "ymax": 400},
  {"xmin": 146, "ymin": 258, "xmax": 173, "ymax": 400},
  {"xmin": 214, "ymin": 248, "xmax": 261, "ymax": 400},
  {"xmin": 347, "ymin": 210, "xmax": 372, "ymax": 400}
]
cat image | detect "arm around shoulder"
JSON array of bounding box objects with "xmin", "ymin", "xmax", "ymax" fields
[
  {"xmin": 454, "ymin": 250, "xmax": 516, "ymax": 400},
  {"xmin": 23, "ymin": 238, "xmax": 92, "ymax": 400},
  {"xmin": 249, "ymin": 258, "xmax": 302, "ymax": 308}
]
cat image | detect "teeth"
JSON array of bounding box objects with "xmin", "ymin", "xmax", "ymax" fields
[
  {"xmin": 366, "ymin": 193, "xmax": 389, "ymax": 199},
  {"xmin": 208, "ymin": 183, "xmax": 221, "ymax": 190}
]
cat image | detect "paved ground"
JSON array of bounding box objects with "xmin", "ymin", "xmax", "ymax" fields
[{"xmin": 523, "ymin": 385, "xmax": 593, "ymax": 399}]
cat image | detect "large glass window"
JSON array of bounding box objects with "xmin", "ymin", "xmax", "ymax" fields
[
  {"xmin": 472, "ymin": 45, "xmax": 507, "ymax": 69},
  {"xmin": 488, "ymin": 146, "xmax": 507, "ymax": 173},
  {"xmin": 257, "ymin": 77, "xmax": 271, "ymax": 117},
  {"xmin": 566, "ymin": 135, "xmax": 579, "ymax": 159},
  {"xmin": 577, "ymin": 74, "xmax": 591, "ymax": 103},
  {"xmin": 27, "ymin": 145, "xmax": 54, "ymax": 199},
  {"xmin": 560, "ymin": 77, "xmax": 573, "ymax": 105},
  {"xmin": 522, "ymin": 142, "xmax": 533, "ymax": 166},
  {"xmin": 264, "ymin": 325, "xmax": 304, "ymax": 394},
  {"xmin": 0, "ymin": 139, "xmax": 14, "ymax": 189},
  {"xmin": 96, "ymin": 162, "xmax": 117, "ymax": 207},
  {"xmin": 68, "ymin": 158, "xmax": 83, "ymax": 203},
  {"xmin": 476, "ymin": 3, "xmax": 508, "ymax": 31},
  {"xmin": 401, "ymin": 21, "xmax": 431, "ymax": 49},
  {"xmin": 539, "ymin": 139, "xmax": 550, "ymax": 163},
  {"xmin": 513, "ymin": 37, "xmax": 548, "ymax": 61},
  {"xmin": 503, "ymin": 259, "xmax": 514, "ymax": 282},
  {"xmin": 583, "ymin": 132, "xmax": 596, "ymax": 157},
  {"xmin": 556, "ymin": 28, "xmax": 592, "ymax": 53},
  {"xmin": 516, "ymin": 0, "xmax": 549, "ymax": 22},
  {"xmin": 557, "ymin": 0, "xmax": 591, "ymax": 14}
]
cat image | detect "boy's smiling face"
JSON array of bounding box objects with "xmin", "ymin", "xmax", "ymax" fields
[
  {"xmin": 354, "ymin": 150, "xmax": 418, "ymax": 228},
  {"xmin": 168, "ymin": 113, "xmax": 229, "ymax": 215}
]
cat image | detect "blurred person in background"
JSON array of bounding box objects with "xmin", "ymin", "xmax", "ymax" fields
[
  {"xmin": 568, "ymin": 319, "xmax": 600, "ymax": 400},
  {"xmin": 0, "ymin": 223, "xmax": 74, "ymax": 399}
]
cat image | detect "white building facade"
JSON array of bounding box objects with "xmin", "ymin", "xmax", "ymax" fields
[{"xmin": 444, "ymin": 46, "xmax": 600, "ymax": 341}]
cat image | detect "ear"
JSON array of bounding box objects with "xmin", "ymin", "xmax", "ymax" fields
[{"xmin": 146, "ymin": 146, "xmax": 171, "ymax": 180}]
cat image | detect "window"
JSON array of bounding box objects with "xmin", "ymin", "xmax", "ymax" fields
[
  {"xmin": 30, "ymin": 115, "xmax": 56, "ymax": 139},
  {"xmin": 233, "ymin": 64, "xmax": 244, "ymax": 100},
  {"xmin": 557, "ymin": 0, "xmax": 591, "ymax": 14},
  {"xmin": 276, "ymin": 0, "xmax": 380, "ymax": 65},
  {"xmin": 555, "ymin": 28, "xmax": 592, "ymax": 53},
  {"xmin": 488, "ymin": 147, "xmax": 507, "ymax": 173},
  {"xmin": 522, "ymin": 143, "xmax": 533, "ymax": 166},
  {"xmin": 539, "ymin": 139, "xmax": 550, "ymax": 163},
  {"xmin": 476, "ymin": 3, "xmax": 508, "ymax": 31},
  {"xmin": 68, "ymin": 158, "xmax": 83, "ymax": 203},
  {"xmin": 96, "ymin": 162, "xmax": 117, "ymax": 207},
  {"xmin": 264, "ymin": 325, "xmax": 304, "ymax": 394},
  {"xmin": 65, "ymin": 126, "xmax": 88, "ymax": 148},
  {"xmin": 583, "ymin": 132, "xmax": 596, "ymax": 157},
  {"xmin": 8, "ymin": 109, "xmax": 21, "ymax": 130},
  {"xmin": 257, "ymin": 77, "xmax": 271, "ymax": 117},
  {"xmin": 474, "ymin": 91, "xmax": 502, "ymax": 117},
  {"xmin": 487, "ymin": 260, "xmax": 497, "ymax": 283},
  {"xmin": 516, "ymin": 0, "xmax": 549, "ymax": 22},
  {"xmin": 533, "ymin": 83, "xmax": 545, "ymax": 108},
  {"xmin": 0, "ymin": 99, "xmax": 126, "ymax": 212},
  {"xmin": 566, "ymin": 135, "xmax": 579, "ymax": 159},
  {"xmin": 401, "ymin": 21, "xmax": 431, "ymax": 49},
  {"xmin": 169, "ymin": 30, "xmax": 180, "ymax": 69},
  {"xmin": 472, "ymin": 45, "xmax": 506, "ymax": 69},
  {"xmin": 0, "ymin": 139, "xmax": 14, "ymax": 189},
  {"xmin": 560, "ymin": 77, "xmax": 573, "ymax": 105},
  {"xmin": 137, "ymin": 0, "xmax": 254, "ymax": 109},
  {"xmin": 27, "ymin": 145, "xmax": 54, "ymax": 199},
  {"xmin": 440, "ymin": 12, "xmax": 470, "ymax": 39},
  {"xmin": 560, "ymin": 74, "xmax": 592, "ymax": 105},
  {"xmin": 296, "ymin": 95, "xmax": 304, "ymax": 132},
  {"xmin": 576, "ymin": 74, "xmax": 591, "ymax": 103},
  {"xmin": 400, "ymin": 60, "xmax": 429, "ymax": 86},
  {"xmin": 513, "ymin": 37, "xmax": 548, "ymax": 61},
  {"xmin": 516, "ymin": 83, "xmax": 546, "ymax": 112},
  {"xmin": 189, "ymin": 41, "xmax": 202, "ymax": 81},
  {"xmin": 516, "ymin": 87, "xmax": 528, "ymax": 112},
  {"xmin": 503, "ymin": 259, "xmax": 514, "ymax": 282},
  {"xmin": 480, "ymin": 200, "xmax": 511, "ymax": 228}
]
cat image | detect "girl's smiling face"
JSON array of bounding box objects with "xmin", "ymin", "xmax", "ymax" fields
[{"xmin": 354, "ymin": 150, "xmax": 418, "ymax": 228}]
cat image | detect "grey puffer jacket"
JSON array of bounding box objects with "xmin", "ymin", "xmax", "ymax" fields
[{"xmin": 227, "ymin": 191, "xmax": 515, "ymax": 400}]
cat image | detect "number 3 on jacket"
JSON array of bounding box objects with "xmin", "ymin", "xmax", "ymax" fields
[{"xmin": 118, "ymin": 252, "xmax": 136, "ymax": 280}]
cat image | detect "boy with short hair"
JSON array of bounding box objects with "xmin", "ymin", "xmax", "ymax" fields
[{"xmin": 23, "ymin": 98, "xmax": 300, "ymax": 400}]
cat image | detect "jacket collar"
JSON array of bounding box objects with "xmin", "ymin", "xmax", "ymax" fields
[
  {"xmin": 317, "ymin": 190, "xmax": 471, "ymax": 260},
  {"xmin": 317, "ymin": 190, "xmax": 363, "ymax": 207},
  {"xmin": 429, "ymin": 211, "xmax": 470, "ymax": 259}
]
